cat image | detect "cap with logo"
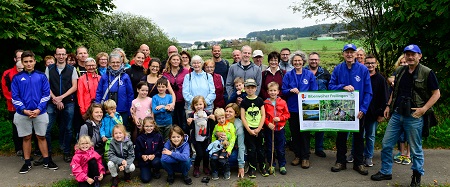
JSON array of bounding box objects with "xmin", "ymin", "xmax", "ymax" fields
[
  {"xmin": 342, "ymin": 44, "xmax": 357, "ymax": 52},
  {"xmin": 244, "ymin": 78, "xmax": 257, "ymax": 87},
  {"xmin": 403, "ymin": 44, "xmax": 421, "ymax": 54}
]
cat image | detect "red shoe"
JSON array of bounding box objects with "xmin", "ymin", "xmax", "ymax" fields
[
  {"xmin": 203, "ymin": 167, "xmax": 211, "ymax": 175},
  {"xmin": 193, "ymin": 166, "xmax": 200, "ymax": 178}
]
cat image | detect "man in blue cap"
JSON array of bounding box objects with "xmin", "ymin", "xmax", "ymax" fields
[
  {"xmin": 371, "ymin": 44, "xmax": 440, "ymax": 187},
  {"xmin": 329, "ymin": 44, "xmax": 372, "ymax": 175}
]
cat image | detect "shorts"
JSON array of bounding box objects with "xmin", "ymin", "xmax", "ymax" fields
[{"xmin": 13, "ymin": 112, "xmax": 49, "ymax": 137}]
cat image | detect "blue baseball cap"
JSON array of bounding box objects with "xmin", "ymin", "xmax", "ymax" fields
[
  {"xmin": 343, "ymin": 44, "xmax": 357, "ymax": 52},
  {"xmin": 403, "ymin": 44, "xmax": 421, "ymax": 54}
]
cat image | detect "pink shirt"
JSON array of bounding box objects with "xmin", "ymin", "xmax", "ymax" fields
[{"xmin": 131, "ymin": 97, "xmax": 152, "ymax": 121}]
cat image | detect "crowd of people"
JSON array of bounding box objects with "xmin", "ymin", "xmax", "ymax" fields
[{"xmin": 1, "ymin": 43, "xmax": 439, "ymax": 187}]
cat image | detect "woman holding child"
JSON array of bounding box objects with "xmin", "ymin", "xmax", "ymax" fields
[{"xmin": 225, "ymin": 103, "xmax": 246, "ymax": 178}]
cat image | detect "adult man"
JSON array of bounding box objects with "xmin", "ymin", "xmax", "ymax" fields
[
  {"xmin": 356, "ymin": 48, "xmax": 366, "ymax": 64},
  {"xmin": 329, "ymin": 44, "xmax": 372, "ymax": 176},
  {"xmin": 45, "ymin": 47, "xmax": 78, "ymax": 163},
  {"xmin": 304, "ymin": 52, "xmax": 330, "ymax": 158},
  {"xmin": 361, "ymin": 55, "xmax": 388, "ymax": 167},
  {"xmin": 226, "ymin": 45, "xmax": 262, "ymax": 97},
  {"xmin": 12, "ymin": 51, "xmax": 58, "ymax": 174},
  {"xmin": 212, "ymin": 45, "xmax": 229, "ymax": 83},
  {"xmin": 75, "ymin": 46, "xmax": 89, "ymax": 77},
  {"xmin": 161, "ymin": 45, "xmax": 179, "ymax": 71},
  {"xmin": 252, "ymin": 50, "xmax": 268, "ymax": 71},
  {"xmin": 371, "ymin": 45, "xmax": 440, "ymax": 187},
  {"xmin": 232, "ymin": 49, "xmax": 241, "ymax": 64},
  {"xmin": 129, "ymin": 44, "xmax": 151, "ymax": 69},
  {"xmin": 2, "ymin": 49, "xmax": 24, "ymax": 157},
  {"xmin": 279, "ymin": 48, "xmax": 293, "ymax": 72}
]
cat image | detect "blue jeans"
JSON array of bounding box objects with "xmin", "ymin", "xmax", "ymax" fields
[
  {"xmin": 46, "ymin": 102, "xmax": 74, "ymax": 154},
  {"xmin": 161, "ymin": 160, "xmax": 191, "ymax": 176},
  {"xmin": 140, "ymin": 157, "xmax": 161, "ymax": 183},
  {"xmin": 380, "ymin": 112, "xmax": 424, "ymax": 175},
  {"xmin": 364, "ymin": 120, "xmax": 378, "ymax": 159},
  {"xmin": 264, "ymin": 128, "xmax": 286, "ymax": 167}
]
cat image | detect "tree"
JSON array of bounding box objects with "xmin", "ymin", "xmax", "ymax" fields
[
  {"xmin": 86, "ymin": 13, "xmax": 178, "ymax": 60},
  {"xmin": 0, "ymin": 0, "xmax": 115, "ymax": 69}
]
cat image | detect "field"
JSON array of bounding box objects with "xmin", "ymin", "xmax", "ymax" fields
[{"xmin": 192, "ymin": 38, "xmax": 347, "ymax": 72}]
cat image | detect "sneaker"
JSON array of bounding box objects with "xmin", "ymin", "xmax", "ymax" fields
[
  {"xmin": 248, "ymin": 168, "xmax": 256, "ymax": 178},
  {"xmin": 183, "ymin": 176, "xmax": 193, "ymax": 185},
  {"xmin": 193, "ymin": 166, "xmax": 200, "ymax": 178},
  {"xmin": 279, "ymin": 167, "xmax": 287, "ymax": 175},
  {"xmin": 364, "ymin": 158, "xmax": 374, "ymax": 167},
  {"xmin": 402, "ymin": 156, "xmax": 411, "ymax": 165},
  {"xmin": 315, "ymin": 150, "xmax": 326, "ymax": 158},
  {"xmin": 410, "ymin": 170, "xmax": 421, "ymax": 187},
  {"xmin": 260, "ymin": 168, "xmax": 269, "ymax": 177},
  {"xmin": 224, "ymin": 171, "xmax": 231, "ymax": 180},
  {"xmin": 212, "ymin": 172, "xmax": 219, "ymax": 180},
  {"xmin": 19, "ymin": 164, "xmax": 32, "ymax": 174},
  {"xmin": 394, "ymin": 153, "xmax": 403, "ymax": 164},
  {"xmin": 291, "ymin": 157, "xmax": 301, "ymax": 166},
  {"xmin": 167, "ymin": 174, "xmax": 174, "ymax": 185},
  {"xmin": 371, "ymin": 171, "xmax": 392, "ymax": 181},
  {"xmin": 43, "ymin": 160, "xmax": 58, "ymax": 170},
  {"xmin": 33, "ymin": 156, "xmax": 44, "ymax": 166},
  {"xmin": 331, "ymin": 163, "xmax": 346, "ymax": 172},
  {"xmin": 353, "ymin": 165, "xmax": 369, "ymax": 175},
  {"xmin": 346, "ymin": 154, "xmax": 354, "ymax": 163},
  {"xmin": 63, "ymin": 154, "xmax": 72, "ymax": 163},
  {"xmin": 268, "ymin": 166, "xmax": 275, "ymax": 175},
  {"xmin": 16, "ymin": 150, "xmax": 24, "ymax": 157},
  {"xmin": 203, "ymin": 167, "xmax": 211, "ymax": 176}
]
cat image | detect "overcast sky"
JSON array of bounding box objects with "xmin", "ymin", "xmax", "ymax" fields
[{"xmin": 113, "ymin": 0, "xmax": 331, "ymax": 43}]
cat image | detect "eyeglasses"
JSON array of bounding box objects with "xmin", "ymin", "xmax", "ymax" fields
[{"xmin": 365, "ymin": 62, "xmax": 376, "ymax": 66}]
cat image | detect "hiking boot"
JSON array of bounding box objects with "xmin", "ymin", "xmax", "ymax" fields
[
  {"xmin": 203, "ymin": 167, "xmax": 211, "ymax": 175},
  {"xmin": 410, "ymin": 170, "xmax": 421, "ymax": 187},
  {"xmin": 111, "ymin": 176, "xmax": 119, "ymax": 187},
  {"xmin": 315, "ymin": 150, "xmax": 326, "ymax": 158},
  {"xmin": 167, "ymin": 174, "xmax": 174, "ymax": 185},
  {"xmin": 33, "ymin": 156, "xmax": 44, "ymax": 166},
  {"xmin": 346, "ymin": 154, "xmax": 354, "ymax": 163},
  {"xmin": 301, "ymin": 159, "xmax": 310, "ymax": 169},
  {"xmin": 248, "ymin": 168, "xmax": 256, "ymax": 178},
  {"xmin": 331, "ymin": 163, "xmax": 346, "ymax": 172},
  {"xmin": 124, "ymin": 172, "xmax": 131, "ymax": 182},
  {"xmin": 291, "ymin": 157, "xmax": 301, "ymax": 166},
  {"xmin": 19, "ymin": 164, "xmax": 32, "ymax": 174},
  {"xmin": 402, "ymin": 156, "xmax": 411, "ymax": 165},
  {"xmin": 193, "ymin": 166, "xmax": 200, "ymax": 178},
  {"xmin": 212, "ymin": 172, "xmax": 219, "ymax": 180},
  {"xmin": 63, "ymin": 154, "xmax": 72, "ymax": 163},
  {"xmin": 353, "ymin": 165, "xmax": 368, "ymax": 175},
  {"xmin": 183, "ymin": 175, "xmax": 193, "ymax": 185},
  {"xmin": 279, "ymin": 167, "xmax": 287, "ymax": 175},
  {"xmin": 268, "ymin": 166, "xmax": 275, "ymax": 175},
  {"xmin": 371, "ymin": 171, "xmax": 392, "ymax": 181},
  {"xmin": 364, "ymin": 158, "xmax": 374, "ymax": 167},
  {"xmin": 43, "ymin": 160, "xmax": 58, "ymax": 170},
  {"xmin": 224, "ymin": 171, "xmax": 231, "ymax": 180}
]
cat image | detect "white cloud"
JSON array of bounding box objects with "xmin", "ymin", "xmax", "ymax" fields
[{"xmin": 113, "ymin": 0, "xmax": 331, "ymax": 43}]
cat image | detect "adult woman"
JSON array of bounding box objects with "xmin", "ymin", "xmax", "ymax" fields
[
  {"xmin": 282, "ymin": 51, "xmax": 318, "ymax": 169},
  {"xmin": 67, "ymin": 53, "xmax": 77, "ymax": 66},
  {"xmin": 79, "ymin": 103, "xmax": 105, "ymax": 155},
  {"xmin": 126, "ymin": 51, "xmax": 146, "ymax": 98},
  {"xmin": 96, "ymin": 52, "xmax": 109, "ymax": 76},
  {"xmin": 204, "ymin": 59, "xmax": 225, "ymax": 110},
  {"xmin": 260, "ymin": 51, "xmax": 285, "ymax": 100},
  {"xmin": 180, "ymin": 51, "xmax": 192, "ymax": 72},
  {"xmin": 182, "ymin": 55, "xmax": 215, "ymax": 114},
  {"xmin": 163, "ymin": 54, "xmax": 190, "ymax": 133},
  {"xmin": 77, "ymin": 58, "xmax": 101, "ymax": 118},
  {"xmin": 112, "ymin": 48, "xmax": 130, "ymax": 69},
  {"xmin": 95, "ymin": 52, "xmax": 134, "ymax": 128},
  {"xmin": 140, "ymin": 58, "xmax": 176, "ymax": 100},
  {"xmin": 225, "ymin": 103, "xmax": 246, "ymax": 178}
]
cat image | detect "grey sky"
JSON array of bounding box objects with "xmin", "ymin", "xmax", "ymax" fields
[{"xmin": 113, "ymin": 0, "xmax": 330, "ymax": 43}]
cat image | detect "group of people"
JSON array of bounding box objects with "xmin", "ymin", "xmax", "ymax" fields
[{"xmin": 1, "ymin": 42, "xmax": 439, "ymax": 187}]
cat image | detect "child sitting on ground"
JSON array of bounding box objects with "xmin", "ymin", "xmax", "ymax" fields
[
  {"xmin": 107, "ymin": 124, "xmax": 135, "ymax": 187},
  {"xmin": 71, "ymin": 135, "xmax": 105, "ymax": 187}
]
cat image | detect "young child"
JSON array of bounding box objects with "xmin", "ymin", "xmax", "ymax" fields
[
  {"xmin": 134, "ymin": 117, "xmax": 164, "ymax": 183},
  {"xmin": 207, "ymin": 132, "xmax": 229, "ymax": 161},
  {"xmin": 107, "ymin": 124, "xmax": 135, "ymax": 187},
  {"xmin": 100, "ymin": 99, "xmax": 123, "ymax": 142},
  {"xmin": 152, "ymin": 78, "xmax": 173, "ymax": 140},
  {"xmin": 161, "ymin": 126, "xmax": 193, "ymax": 185},
  {"xmin": 210, "ymin": 108, "xmax": 236, "ymax": 180},
  {"xmin": 263, "ymin": 82, "xmax": 290, "ymax": 175},
  {"xmin": 240, "ymin": 78, "xmax": 268, "ymax": 178},
  {"xmin": 79, "ymin": 103, "xmax": 105, "ymax": 156},
  {"xmin": 228, "ymin": 77, "xmax": 247, "ymax": 105},
  {"xmin": 71, "ymin": 135, "xmax": 105, "ymax": 187},
  {"xmin": 186, "ymin": 95, "xmax": 215, "ymax": 178},
  {"xmin": 131, "ymin": 81, "xmax": 153, "ymax": 143}
]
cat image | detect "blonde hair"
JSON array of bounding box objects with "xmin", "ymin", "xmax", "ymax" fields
[
  {"xmin": 103, "ymin": 99, "xmax": 117, "ymax": 110},
  {"xmin": 267, "ymin": 81, "xmax": 279, "ymax": 90},
  {"xmin": 140, "ymin": 116, "xmax": 159, "ymax": 134},
  {"xmin": 234, "ymin": 77, "xmax": 244, "ymax": 84},
  {"xmin": 191, "ymin": 95, "xmax": 207, "ymax": 111},
  {"xmin": 214, "ymin": 108, "xmax": 225, "ymax": 117},
  {"xmin": 203, "ymin": 59, "xmax": 215, "ymax": 68},
  {"xmin": 112, "ymin": 124, "xmax": 129, "ymax": 138},
  {"xmin": 394, "ymin": 54, "xmax": 406, "ymax": 69},
  {"xmin": 164, "ymin": 53, "xmax": 182, "ymax": 73},
  {"xmin": 77, "ymin": 135, "xmax": 94, "ymax": 147}
]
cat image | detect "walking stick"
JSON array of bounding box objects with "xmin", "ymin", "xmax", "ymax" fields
[{"xmin": 269, "ymin": 99, "xmax": 277, "ymax": 176}]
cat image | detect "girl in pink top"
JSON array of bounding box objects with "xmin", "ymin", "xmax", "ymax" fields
[{"xmin": 130, "ymin": 81, "xmax": 153, "ymax": 143}]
